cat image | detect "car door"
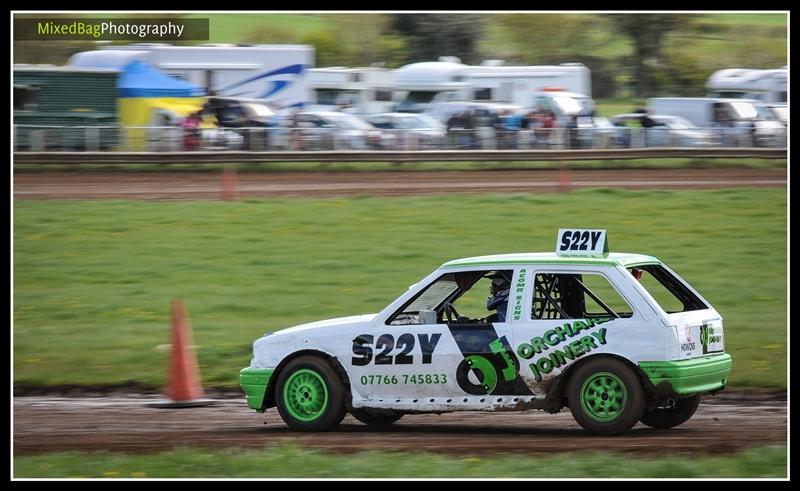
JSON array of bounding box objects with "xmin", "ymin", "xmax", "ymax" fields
[
  {"xmin": 348, "ymin": 272, "xmax": 462, "ymax": 403},
  {"xmin": 348, "ymin": 268, "xmax": 532, "ymax": 404},
  {"xmin": 512, "ymin": 266, "xmax": 641, "ymax": 393}
]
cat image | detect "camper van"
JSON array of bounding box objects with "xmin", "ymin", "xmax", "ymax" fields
[
  {"xmin": 306, "ymin": 67, "xmax": 394, "ymax": 114},
  {"xmin": 706, "ymin": 67, "xmax": 787, "ymax": 104},
  {"xmin": 393, "ymin": 57, "xmax": 591, "ymax": 112},
  {"xmin": 68, "ymin": 44, "xmax": 314, "ymax": 110},
  {"xmin": 648, "ymin": 97, "xmax": 785, "ymax": 147}
]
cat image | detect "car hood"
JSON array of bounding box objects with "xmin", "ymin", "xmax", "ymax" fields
[{"xmin": 269, "ymin": 313, "xmax": 378, "ymax": 338}]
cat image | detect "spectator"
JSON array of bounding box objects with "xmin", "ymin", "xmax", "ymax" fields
[
  {"xmin": 181, "ymin": 111, "xmax": 202, "ymax": 150},
  {"xmin": 636, "ymin": 108, "xmax": 656, "ymax": 147},
  {"xmin": 566, "ymin": 114, "xmax": 579, "ymax": 149}
]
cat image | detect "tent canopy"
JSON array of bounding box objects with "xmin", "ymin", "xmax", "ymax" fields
[{"xmin": 119, "ymin": 60, "xmax": 205, "ymax": 98}]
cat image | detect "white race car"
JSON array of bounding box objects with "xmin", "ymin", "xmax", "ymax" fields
[{"xmin": 240, "ymin": 229, "xmax": 731, "ymax": 435}]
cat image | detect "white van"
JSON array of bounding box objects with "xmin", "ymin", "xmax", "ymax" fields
[{"xmin": 647, "ymin": 97, "xmax": 785, "ymax": 147}]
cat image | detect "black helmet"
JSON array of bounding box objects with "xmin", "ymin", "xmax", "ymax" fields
[{"xmin": 486, "ymin": 272, "xmax": 511, "ymax": 310}]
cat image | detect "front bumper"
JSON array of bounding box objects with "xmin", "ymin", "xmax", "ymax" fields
[
  {"xmin": 239, "ymin": 367, "xmax": 274, "ymax": 411},
  {"xmin": 639, "ymin": 353, "xmax": 732, "ymax": 396}
]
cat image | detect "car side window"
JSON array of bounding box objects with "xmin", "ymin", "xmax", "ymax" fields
[
  {"xmin": 531, "ymin": 272, "xmax": 633, "ymax": 320},
  {"xmin": 387, "ymin": 270, "xmax": 514, "ymax": 326}
]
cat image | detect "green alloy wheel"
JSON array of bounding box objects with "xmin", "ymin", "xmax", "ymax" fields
[
  {"xmin": 283, "ymin": 369, "xmax": 328, "ymax": 422},
  {"xmin": 568, "ymin": 358, "xmax": 645, "ymax": 435},
  {"xmin": 580, "ymin": 372, "xmax": 628, "ymax": 422},
  {"xmin": 275, "ymin": 356, "xmax": 346, "ymax": 431}
]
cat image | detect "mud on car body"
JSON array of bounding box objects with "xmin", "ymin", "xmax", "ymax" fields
[{"xmin": 241, "ymin": 229, "xmax": 731, "ymax": 435}]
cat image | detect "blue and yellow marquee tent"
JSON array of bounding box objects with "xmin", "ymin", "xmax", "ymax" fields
[{"xmin": 118, "ymin": 61, "xmax": 206, "ymax": 150}]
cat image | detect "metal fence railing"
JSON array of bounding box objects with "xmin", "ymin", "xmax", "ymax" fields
[{"xmin": 13, "ymin": 124, "xmax": 788, "ymax": 153}]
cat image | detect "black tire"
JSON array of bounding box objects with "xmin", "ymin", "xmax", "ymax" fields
[
  {"xmin": 640, "ymin": 394, "xmax": 702, "ymax": 429},
  {"xmin": 567, "ymin": 357, "xmax": 646, "ymax": 435},
  {"xmin": 350, "ymin": 408, "xmax": 404, "ymax": 426},
  {"xmin": 275, "ymin": 355, "xmax": 346, "ymax": 431}
]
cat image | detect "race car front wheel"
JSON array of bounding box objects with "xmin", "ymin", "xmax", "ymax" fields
[
  {"xmin": 275, "ymin": 356, "xmax": 346, "ymax": 431},
  {"xmin": 640, "ymin": 394, "xmax": 702, "ymax": 429},
  {"xmin": 567, "ymin": 357, "xmax": 645, "ymax": 435}
]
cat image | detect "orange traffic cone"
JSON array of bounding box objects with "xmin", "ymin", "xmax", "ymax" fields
[
  {"xmin": 221, "ymin": 165, "xmax": 237, "ymax": 201},
  {"xmin": 557, "ymin": 163, "xmax": 572, "ymax": 193},
  {"xmin": 151, "ymin": 300, "xmax": 215, "ymax": 408}
]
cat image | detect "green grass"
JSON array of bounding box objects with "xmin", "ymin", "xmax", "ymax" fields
[
  {"xmin": 13, "ymin": 188, "xmax": 786, "ymax": 389},
  {"xmin": 13, "ymin": 444, "xmax": 787, "ymax": 478}
]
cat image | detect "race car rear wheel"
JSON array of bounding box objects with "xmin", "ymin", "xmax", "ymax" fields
[
  {"xmin": 276, "ymin": 356, "xmax": 346, "ymax": 431},
  {"xmin": 350, "ymin": 408, "xmax": 404, "ymax": 426},
  {"xmin": 567, "ymin": 357, "xmax": 645, "ymax": 435},
  {"xmin": 640, "ymin": 394, "xmax": 702, "ymax": 429}
]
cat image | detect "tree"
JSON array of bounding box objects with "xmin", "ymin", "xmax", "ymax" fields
[
  {"xmin": 610, "ymin": 14, "xmax": 687, "ymax": 97},
  {"xmin": 488, "ymin": 14, "xmax": 593, "ymax": 65},
  {"xmin": 390, "ymin": 14, "xmax": 486, "ymax": 65}
]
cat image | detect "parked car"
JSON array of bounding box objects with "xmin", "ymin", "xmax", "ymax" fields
[
  {"xmin": 610, "ymin": 113, "xmax": 712, "ymax": 148},
  {"xmin": 291, "ymin": 111, "xmax": 386, "ymax": 150},
  {"xmin": 364, "ymin": 113, "xmax": 446, "ymax": 149},
  {"xmin": 423, "ymin": 101, "xmax": 522, "ymax": 126},
  {"xmin": 202, "ymin": 97, "xmax": 278, "ymax": 150},
  {"xmin": 765, "ymin": 104, "xmax": 787, "ymax": 126},
  {"xmin": 206, "ymin": 97, "xmax": 275, "ymax": 127},
  {"xmin": 240, "ymin": 228, "xmax": 731, "ymax": 435},
  {"xmin": 647, "ymin": 97, "xmax": 785, "ymax": 147}
]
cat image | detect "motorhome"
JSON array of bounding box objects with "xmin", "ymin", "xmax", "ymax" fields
[
  {"xmin": 706, "ymin": 67, "xmax": 787, "ymax": 104},
  {"xmin": 306, "ymin": 66, "xmax": 394, "ymax": 114},
  {"xmin": 393, "ymin": 57, "xmax": 591, "ymax": 112},
  {"xmin": 68, "ymin": 44, "xmax": 314, "ymax": 110}
]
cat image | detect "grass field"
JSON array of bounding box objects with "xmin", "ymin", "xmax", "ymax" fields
[
  {"xmin": 14, "ymin": 444, "xmax": 787, "ymax": 478},
  {"xmin": 13, "ymin": 188, "xmax": 786, "ymax": 389}
]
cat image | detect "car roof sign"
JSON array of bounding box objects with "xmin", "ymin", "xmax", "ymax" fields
[{"xmin": 556, "ymin": 229, "xmax": 609, "ymax": 257}]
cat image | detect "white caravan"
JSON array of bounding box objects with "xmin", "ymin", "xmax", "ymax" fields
[
  {"xmin": 393, "ymin": 57, "xmax": 591, "ymax": 112},
  {"xmin": 68, "ymin": 44, "xmax": 314, "ymax": 110},
  {"xmin": 706, "ymin": 67, "xmax": 787, "ymax": 104},
  {"xmin": 306, "ymin": 67, "xmax": 395, "ymax": 115}
]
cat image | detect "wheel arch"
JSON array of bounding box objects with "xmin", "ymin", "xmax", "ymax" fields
[
  {"xmin": 261, "ymin": 349, "xmax": 351, "ymax": 411},
  {"xmin": 555, "ymin": 353, "xmax": 649, "ymax": 406}
]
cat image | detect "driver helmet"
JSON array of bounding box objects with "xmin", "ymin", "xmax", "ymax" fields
[{"xmin": 486, "ymin": 272, "xmax": 511, "ymax": 310}]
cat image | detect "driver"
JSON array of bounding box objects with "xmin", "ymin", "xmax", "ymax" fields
[{"xmin": 486, "ymin": 272, "xmax": 511, "ymax": 322}]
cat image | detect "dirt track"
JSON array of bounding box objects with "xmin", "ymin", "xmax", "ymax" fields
[
  {"xmin": 13, "ymin": 392, "xmax": 786, "ymax": 456},
  {"xmin": 13, "ymin": 168, "xmax": 786, "ymax": 200}
]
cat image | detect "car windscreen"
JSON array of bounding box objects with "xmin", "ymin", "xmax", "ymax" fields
[
  {"xmin": 770, "ymin": 106, "xmax": 787, "ymax": 122},
  {"xmin": 552, "ymin": 96, "xmax": 594, "ymax": 116},
  {"xmin": 402, "ymin": 274, "xmax": 458, "ymax": 313},
  {"xmin": 728, "ymin": 101, "xmax": 758, "ymax": 120},
  {"xmin": 395, "ymin": 115, "xmax": 442, "ymax": 129},
  {"xmin": 328, "ymin": 113, "xmax": 373, "ymax": 130},
  {"xmin": 243, "ymin": 103, "xmax": 274, "ymax": 118},
  {"xmin": 658, "ymin": 116, "xmax": 696, "ymax": 129}
]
